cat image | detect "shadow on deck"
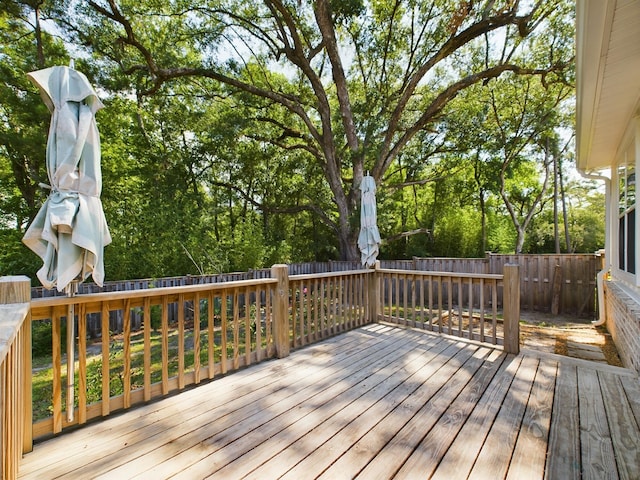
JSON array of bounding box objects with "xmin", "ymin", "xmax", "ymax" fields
[{"xmin": 19, "ymin": 323, "xmax": 640, "ymax": 479}]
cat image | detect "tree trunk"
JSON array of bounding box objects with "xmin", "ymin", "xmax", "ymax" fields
[
  {"xmin": 479, "ymin": 190, "xmax": 487, "ymax": 253},
  {"xmin": 474, "ymin": 153, "xmax": 487, "ymax": 253},
  {"xmin": 553, "ymin": 149, "xmax": 560, "ymax": 253},
  {"xmin": 34, "ymin": 5, "xmax": 46, "ymax": 68},
  {"xmin": 339, "ymin": 231, "xmax": 360, "ymax": 261},
  {"xmin": 559, "ymin": 158, "xmax": 572, "ymax": 252},
  {"xmin": 515, "ymin": 227, "xmax": 526, "ymax": 254}
]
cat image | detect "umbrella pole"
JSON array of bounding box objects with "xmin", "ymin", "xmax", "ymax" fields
[{"xmin": 66, "ymin": 281, "xmax": 78, "ymax": 423}]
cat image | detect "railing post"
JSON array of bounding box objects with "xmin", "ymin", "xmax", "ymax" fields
[
  {"xmin": 503, "ymin": 265, "xmax": 520, "ymax": 354},
  {"xmin": 271, "ymin": 265, "xmax": 290, "ymax": 358},
  {"xmin": 368, "ymin": 261, "xmax": 380, "ymax": 323},
  {"xmin": 0, "ymin": 275, "xmax": 32, "ymax": 480}
]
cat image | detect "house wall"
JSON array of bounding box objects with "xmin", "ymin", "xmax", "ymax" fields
[
  {"xmin": 604, "ymin": 280, "xmax": 640, "ymax": 373},
  {"xmin": 601, "ymin": 119, "xmax": 640, "ymax": 374},
  {"xmin": 608, "ymin": 118, "xmax": 639, "ymax": 285}
]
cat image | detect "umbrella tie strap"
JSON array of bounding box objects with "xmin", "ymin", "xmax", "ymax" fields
[
  {"xmin": 40, "ymin": 182, "xmax": 77, "ymax": 193},
  {"xmin": 39, "ymin": 182, "xmax": 97, "ymax": 198}
]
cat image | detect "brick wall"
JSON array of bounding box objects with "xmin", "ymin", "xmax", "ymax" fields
[{"xmin": 604, "ymin": 280, "xmax": 640, "ymax": 373}]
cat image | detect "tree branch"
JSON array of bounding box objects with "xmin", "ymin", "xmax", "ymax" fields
[
  {"xmin": 208, "ymin": 180, "xmax": 337, "ymax": 232},
  {"xmin": 314, "ymin": 0, "xmax": 359, "ymax": 153},
  {"xmin": 376, "ymin": 5, "xmax": 558, "ymax": 176},
  {"xmin": 377, "ymin": 62, "xmax": 567, "ymax": 177},
  {"xmin": 384, "ymin": 228, "xmax": 431, "ymax": 244}
]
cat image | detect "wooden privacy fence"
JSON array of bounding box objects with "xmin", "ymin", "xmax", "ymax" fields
[{"xmin": 412, "ymin": 253, "xmax": 601, "ymax": 318}]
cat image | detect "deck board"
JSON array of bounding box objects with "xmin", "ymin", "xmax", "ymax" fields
[
  {"xmin": 430, "ymin": 353, "xmax": 522, "ymax": 480},
  {"xmin": 506, "ymin": 358, "xmax": 557, "ymax": 480},
  {"xmin": 545, "ymin": 361, "xmax": 581, "ymax": 479},
  {"xmin": 598, "ymin": 372, "xmax": 640, "ymax": 479},
  {"xmin": 352, "ymin": 346, "xmax": 494, "ymax": 480},
  {"xmin": 83, "ymin": 325, "xmax": 419, "ymax": 479},
  {"xmin": 251, "ymin": 338, "xmax": 457, "ymax": 479},
  {"xmin": 468, "ymin": 354, "xmax": 540, "ymax": 479},
  {"xmin": 19, "ymin": 324, "xmax": 640, "ymax": 480},
  {"xmin": 578, "ymin": 366, "xmax": 618, "ymax": 479},
  {"xmin": 390, "ymin": 348, "xmax": 506, "ymax": 479}
]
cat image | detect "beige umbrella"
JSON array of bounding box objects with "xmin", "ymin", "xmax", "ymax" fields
[{"xmin": 23, "ymin": 64, "xmax": 111, "ymax": 422}]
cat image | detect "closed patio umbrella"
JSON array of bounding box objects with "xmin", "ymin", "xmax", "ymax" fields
[
  {"xmin": 23, "ymin": 64, "xmax": 111, "ymax": 422},
  {"xmin": 358, "ymin": 174, "xmax": 381, "ymax": 268},
  {"xmin": 23, "ymin": 64, "xmax": 111, "ymax": 291}
]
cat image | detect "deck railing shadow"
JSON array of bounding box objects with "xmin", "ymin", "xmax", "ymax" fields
[{"xmin": 0, "ymin": 263, "xmax": 519, "ymax": 479}]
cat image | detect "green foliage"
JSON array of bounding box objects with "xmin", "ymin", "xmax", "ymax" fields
[
  {"xmin": 524, "ymin": 180, "xmax": 605, "ymax": 253},
  {"xmin": 31, "ymin": 319, "xmax": 69, "ymax": 358},
  {"xmin": 0, "ymin": 228, "xmax": 41, "ymax": 277},
  {"xmin": 0, "ymin": 0, "xmax": 592, "ymax": 281},
  {"xmin": 32, "ymin": 320, "xmax": 52, "ymax": 358},
  {"xmin": 431, "ymin": 208, "xmax": 484, "ymax": 258}
]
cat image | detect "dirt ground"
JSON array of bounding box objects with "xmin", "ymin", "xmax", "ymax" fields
[{"xmin": 519, "ymin": 311, "xmax": 623, "ymax": 367}]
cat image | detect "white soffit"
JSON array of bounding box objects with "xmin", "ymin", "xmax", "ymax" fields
[{"xmin": 576, "ymin": 0, "xmax": 640, "ymax": 172}]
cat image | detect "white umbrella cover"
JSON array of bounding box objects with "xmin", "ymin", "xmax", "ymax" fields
[
  {"xmin": 22, "ymin": 65, "xmax": 112, "ymax": 292},
  {"xmin": 358, "ymin": 175, "xmax": 381, "ymax": 268}
]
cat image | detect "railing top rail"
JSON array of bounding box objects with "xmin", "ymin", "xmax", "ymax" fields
[
  {"xmin": 30, "ymin": 277, "xmax": 278, "ymax": 308},
  {"xmin": 0, "ymin": 303, "xmax": 30, "ymax": 365},
  {"xmin": 291, "ymin": 269, "xmax": 375, "ymax": 282},
  {"xmin": 486, "ymin": 253, "xmax": 597, "ymax": 257},
  {"xmin": 378, "ymin": 267, "xmax": 503, "ymax": 280}
]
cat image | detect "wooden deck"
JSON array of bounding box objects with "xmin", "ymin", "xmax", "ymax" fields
[{"xmin": 18, "ymin": 323, "xmax": 640, "ymax": 479}]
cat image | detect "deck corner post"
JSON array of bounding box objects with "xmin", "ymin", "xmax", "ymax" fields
[
  {"xmin": 503, "ymin": 264, "xmax": 520, "ymax": 354},
  {"xmin": 271, "ymin": 264, "xmax": 290, "ymax": 358},
  {"xmin": 0, "ymin": 275, "xmax": 30, "ymax": 305},
  {"xmin": 0, "ymin": 275, "xmax": 33, "ymax": 477},
  {"xmin": 368, "ymin": 261, "xmax": 381, "ymax": 323}
]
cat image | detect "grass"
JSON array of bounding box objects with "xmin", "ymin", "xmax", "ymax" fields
[{"xmin": 31, "ymin": 322, "xmax": 265, "ymax": 421}]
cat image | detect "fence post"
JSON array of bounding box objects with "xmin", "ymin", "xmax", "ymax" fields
[
  {"xmin": 368, "ymin": 262, "xmax": 380, "ymax": 323},
  {"xmin": 551, "ymin": 264, "xmax": 562, "ymax": 315},
  {"xmin": 271, "ymin": 265, "xmax": 290, "ymax": 358},
  {"xmin": 503, "ymin": 265, "xmax": 520, "ymax": 354}
]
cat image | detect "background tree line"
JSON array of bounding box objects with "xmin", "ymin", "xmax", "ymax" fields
[{"xmin": 0, "ymin": 0, "xmax": 603, "ymax": 284}]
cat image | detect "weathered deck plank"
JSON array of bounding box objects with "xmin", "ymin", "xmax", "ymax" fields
[
  {"xmin": 506, "ymin": 358, "xmax": 557, "ymax": 479},
  {"xmin": 78, "ymin": 325, "xmax": 420, "ymax": 479},
  {"xmin": 20, "ymin": 324, "xmax": 395, "ymax": 478},
  {"xmin": 18, "ymin": 324, "xmax": 640, "ymax": 480},
  {"xmin": 324, "ymin": 344, "xmax": 488, "ymax": 480},
  {"xmin": 215, "ymin": 338, "xmax": 456, "ymax": 479},
  {"xmin": 598, "ymin": 372, "xmax": 640, "ymax": 480},
  {"xmin": 389, "ymin": 348, "xmax": 506, "ymax": 479},
  {"xmin": 429, "ymin": 352, "xmax": 521, "ymax": 480},
  {"xmin": 578, "ymin": 366, "xmax": 618, "ymax": 479},
  {"xmin": 468, "ymin": 354, "xmax": 540, "ymax": 479},
  {"xmin": 249, "ymin": 338, "xmax": 458, "ymax": 479},
  {"xmin": 546, "ymin": 361, "xmax": 581, "ymax": 479},
  {"xmin": 171, "ymin": 333, "xmax": 448, "ymax": 479}
]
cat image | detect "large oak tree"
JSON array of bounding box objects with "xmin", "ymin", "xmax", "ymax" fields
[{"xmin": 50, "ymin": 0, "xmax": 572, "ymax": 260}]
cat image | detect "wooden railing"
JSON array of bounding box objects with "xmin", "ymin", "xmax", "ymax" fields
[
  {"xmin": 377, "ymin": 265, "xmax": 520, "ymax": 351},
  {"xmin": 25, "ymin": 266, "xmax": 379, "ymax": 441},
  {"xmin": 1, "ymin": 263, "xmax": 520, "ymax": 478},
  {"xmin": 0, "ymin": 277, "xmax": 32, "ymax": 480},
  {"xmin": 287, "ymin": 269, "xmax": 375, "ymax": 349},
  {"xmin": 28, "ymin": 277, "xmax": 279, "ymax": 440}
]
